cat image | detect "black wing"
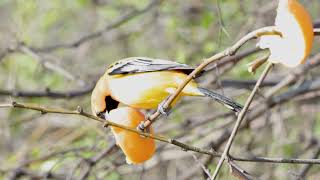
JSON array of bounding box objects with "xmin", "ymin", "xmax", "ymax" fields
[{"xmin": 107, "ymin": 57, "xmax": 197, "ymax": 75}]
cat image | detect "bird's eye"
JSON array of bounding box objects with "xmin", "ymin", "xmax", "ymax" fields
[{"xmin": 105, "ymin": 96, "xmax": 119, "ymax": 112}]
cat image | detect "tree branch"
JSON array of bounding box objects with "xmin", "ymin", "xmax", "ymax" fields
[
  {"xmin": 0, "ymin": 85, "xmax": 94, "ymax": 98},
  {"xmin": 78, "ymin": 142, "xmax": 117, "ymax": 180},
  {"xmin": 211, "ymin": 62, "xmax": 273, "ymax": 179},
  {"xmin": 2, "ymin": 101, "xmax": 320, "ymax": 167},
  {"xmin": 1, "ymin": 101, "xmax": 221, "ymax": 157},
  {"xmin": 294, "ymin": 146, "xmax": 320, "ymax": 180},
  {"xmin": 30, "ymin": 0, "xmax": 163, "ymax": 52}
]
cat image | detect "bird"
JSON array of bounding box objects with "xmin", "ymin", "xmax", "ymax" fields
[
  {"xmin": 108, "ymin": 107, "xmax": 156, "ymax": 164},
  {"xmin": 91, "ymin": 57, "xmax": 243, "ymax": 120}
]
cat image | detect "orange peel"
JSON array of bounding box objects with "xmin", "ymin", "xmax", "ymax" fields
[
  {"xmin": 108, "ymin": 107, "xmax": 156, "ymax": 164},
  {"xmin": 257, "ymin": 0, "xmax": 314, "ymax": 67}
]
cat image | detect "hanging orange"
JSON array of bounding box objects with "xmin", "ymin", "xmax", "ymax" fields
[{"xmin": 258, "ymin": 0, "xmax": 314, "ymax": 67}]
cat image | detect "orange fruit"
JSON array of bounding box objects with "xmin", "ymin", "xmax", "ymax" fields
[{"xmin": 258, "ymin": 0, "xmax": 314, "ymax": 67}]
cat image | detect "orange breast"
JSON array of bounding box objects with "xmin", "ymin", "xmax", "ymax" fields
[{"xmin": 109, "ymin": 107, "xmax": 156, "ymax": 164}]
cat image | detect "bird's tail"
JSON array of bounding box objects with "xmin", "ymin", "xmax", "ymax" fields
[{"xmin": 197, "ymin": 87, "xmax": 243, "ymax": 113}]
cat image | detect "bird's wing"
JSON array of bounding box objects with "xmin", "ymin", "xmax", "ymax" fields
[{"xmin": 107, "ymin": 57, "xmax": 196, "ymax": 75}]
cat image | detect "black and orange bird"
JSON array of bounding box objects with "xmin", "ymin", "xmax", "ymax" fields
[{"xmin": 91, "ymin": 57, "xmax": 243, "ymax": 120}]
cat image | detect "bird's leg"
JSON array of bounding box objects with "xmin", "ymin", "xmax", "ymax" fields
[
  {"xmin": 157, "ymin": 97, "xmax": 172, "ymax": 117},
  {"xmin": 137, "ymin": 121, "xmax": 150, "ymax": 134},
  {"xmin": 137, "ymin": 96, "xmax": 173, "ymax": 133}
]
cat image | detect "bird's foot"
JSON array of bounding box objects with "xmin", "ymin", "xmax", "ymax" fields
[
  {"xmin": 157, "ymin": 101, "xmax": 172, "ymax": 117},
  {"xmin": 137, "ymin": 121, "xmax": 150, "ymax": 134}
]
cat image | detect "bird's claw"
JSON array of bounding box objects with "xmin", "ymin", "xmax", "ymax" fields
[
  {"xmin": 137, "ymin": 121, "xmax": 150, "ymax": 134},
  {"xmin": 157, "ymin": 101, "xmax": 171, "ymax": 117}
]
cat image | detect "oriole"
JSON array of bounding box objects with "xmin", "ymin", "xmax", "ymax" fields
[
  {"xmin": 108, "ymin": 107, "xmax": 155, "ymax": 164},
  {"xmin": 91, "ymin": 57, "xmax": 242, "ymax": 119}
]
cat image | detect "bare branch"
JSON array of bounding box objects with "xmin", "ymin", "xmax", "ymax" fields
[
  {"xmin": 228, "ymin": 160, "xmax": 256, "ymax": 180},
  {"xmin": 266, "ymin": 53, "xmax": 320, "ymax": 97},
  {"xmin": 79, "ymin": 142, "xmax": 117, "ymax": 180},
  {"xmin": 294, "ymin": 146, "xmax": 320, "ymax": 180},
  {"xmin": 2, "ymin": 101, "xmax": 320, "ymax": 166},
  {"xmin": 30, "ymin": 0, "xmax": 163, "ymax": 53},
  {"xmin": 212, "ymin": 62, "xmax": 273, "ymax": 179},
  {"xmin": 232, "ymin": 155, "xmax": 320, "ymax": 165},
  {"xmin": 0, "ymin": 85, "xmax": 94, "ymax": 98},
  {"xmin": 0, "ymin": 101, "xmax": 222, "ymax": 157},
  {"xmin": 191, "ymin": 153, "xmax": 212, "ymax": 179},
  {"xmin": 220, "ymin": 79, "xmax": 280, "ymax": 88}
]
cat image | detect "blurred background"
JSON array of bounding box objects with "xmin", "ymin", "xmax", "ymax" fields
[{"xmin": 0, "ymin": 0, "xmax": 319, "ymax": 179}]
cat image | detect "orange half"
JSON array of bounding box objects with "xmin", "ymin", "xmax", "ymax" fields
[
  {"xmin": 258, "ymin": 0, "xmax": 314, "ymax": 67},
  {"xmin": 108, "ymin": 107, "xmax": 156, "ymax": 164}
]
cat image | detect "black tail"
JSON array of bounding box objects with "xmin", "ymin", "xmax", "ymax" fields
[{"xmin": 198, "ymin": 87, "xmax": 243, "ymax": 113}]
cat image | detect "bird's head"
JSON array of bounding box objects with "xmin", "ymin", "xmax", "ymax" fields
[{"xmin": 91, "ymin": 73, "xmax": 119, "ymax": 119}]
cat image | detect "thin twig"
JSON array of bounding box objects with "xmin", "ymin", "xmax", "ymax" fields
[
  {"xmin": 1, "ymin": 101, "xmax": 221, "ymax": 157},
  {"xmin": 30, "ymin": 0, "xmax": 163, "ymax": 52},
  {"xmin": 190, "ymin": 153, "xmax": 212, "ymax": 180},
  {"xmin": 19, "ymin": 45, "xmax": 79, "ymax": 82},
  {"xmin": 204, "ymin": 47, "xmax": 262, "ymax": 74},
  {"xmin": 294, "ymin": 146, "xmax": 320, "ymax": 180},
  {"xmin": 79, "ymin": 142, "xmax": 117, "ymax": 180},
  {"xmin": 228, "ymin": 160, "xmax": 256, "ymax": 180},
  {"xmin": 7, "ymin": 168, "xmax": 64, "ymax": 180},
  {"xmin": 220, "ymin": 79, "xmax": 280, "ymax": 88},
  {"xmin": 216, "ymin": 0, "xmax": 231, "ymax": 45},
  {"xmin": 2, "ymin": 101, "xmax": 320, "ymax": 167},
  {"xmin": 265, "ymin": 53, "xmax": 320, "ymax": 98},
  {"xmin": 0, "ymin": 103, "xmax": 12, "ymax": 108},
  {"xmin": 211, "ymin": 62, "xmax": 273, "ymax": 179},
  {"xmin": 0, "ymin": 85, "xmax": 94, "ymax": 98},
  {"xmin": 231, "ymin": 155, "xmax": 320, "ymax": 164},
  {"xmin": 247, "ymin": 54, "xmax": 269, "ymax": 73},
  {"xmin": 20, "ymin": 147, "xmax": 88, "ymax": 167}
]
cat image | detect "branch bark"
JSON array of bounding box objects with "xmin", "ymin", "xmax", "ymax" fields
[
  {"xmin": 2, "ymin": 101, "xmax": 320, "ymax": 166},
  {"xmin": 30, "ymin": 0, "xmax": 163, "ymax": 52},
  {"xmin": 211, "ymin": 62, "xmax": 273, "ymax": 179}
]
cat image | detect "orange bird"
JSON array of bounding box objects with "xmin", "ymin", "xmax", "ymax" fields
[{"xmin": 91, "ymin": 57, "xmax": 243, "ymax": 120}]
